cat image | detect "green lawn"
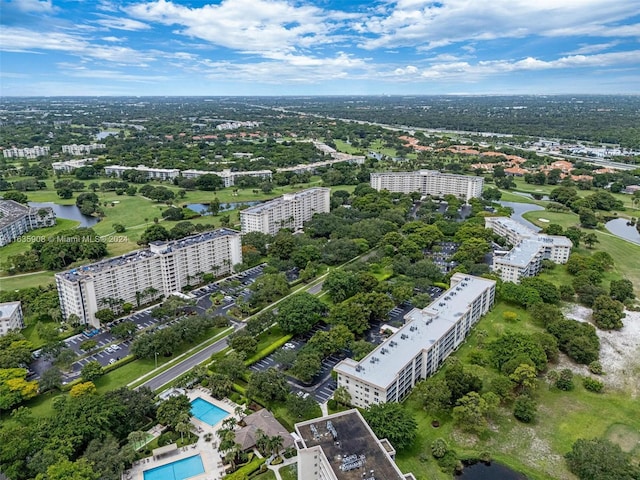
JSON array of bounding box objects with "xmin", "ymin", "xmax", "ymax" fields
[
  {"xmin": 394, "ymin": 300, "xmax": 640, "ymax": 480},
  {"xmin": 0, "ymin": 270, "xmax": 55, "ymax": 290},
  {"xmin": 279, "ymin": 464, "xmax": 297, "ymax": 480},
  {"xmin": 523, "ymin": 210, "xmax": 640, "ymax": 290}
]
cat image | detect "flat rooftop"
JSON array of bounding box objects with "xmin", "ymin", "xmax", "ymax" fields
[
  {"xmin": 495, "ymin": 238, "xmax": 542, "ymax": 267},
  {"xmin": 335, "ymin": 274, "xmax": 495, "ymax": 388},
  {"xmin": 0, "ymin": 301, "xmax": 21, "ymax": 320},
  {"xmin": 0, "ymin": 199, "xmax": 53, "ymax": 229},
  {"xmin": 487, "ymin": 216, "xmax": 538, "ymax": 238},
  {"xmin": 296, "ymin": 410, "xmax": 406, "ymax": 480},
  {"xmin": 56, "ymin": 228, "xmax": 239, "ymax": 283},
  {"xmin": 241, "ymin": 187, "xmax": 328, "ymax": 215}
]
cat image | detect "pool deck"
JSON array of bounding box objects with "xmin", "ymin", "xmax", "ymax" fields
[{"xmin": 124, "ymin": 390, "xmax": 240, "ymax": 480}]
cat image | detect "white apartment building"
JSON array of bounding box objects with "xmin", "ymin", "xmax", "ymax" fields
[
  {"xmin": 240, "ymin": 187, "xmax": 330, "ymax": 235},
  {"xmin": 55, "ymin": 228, "xmax": 242, "ymax": 327},
  {"xmin": 104, "ymin": 164, "xmax": 180, "ymax": 180},
  {"xmin": 485, "ymin": 217, "xmax": 572, "ymax": 283},
  {"xmin": 370, "ymin": 170, "xmax": 484, "ymax": 201},
  {"xmin": 52, "ymin": 158, "xmax": 95, "ymax": 173},
  {"xmin": 295, "ymin": 409, "xmax": 416, "ymax": 480},
  {"xmin": 0, "ymin": 302, "xmax": 24, "ymax": 337},
  {"xmin": 181, "ymin": 168, "xmax": 272, "ymax": 187},
  {"xmin": 2, "ymin": 146, "xmax": 50, "ymax": 159},
  {"xmin": 334, "ymin": 274, "xmax": 496, "ymax": 408},
  {"xmin": 0, "ymin": 200, "xmax": 56, "ymax": 247},
  {"xmin": 61, "ymin": 143, "xmax": 106, "ymax": 155}
]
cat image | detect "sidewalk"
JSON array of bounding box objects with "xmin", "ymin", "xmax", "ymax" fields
[{"xmin": 267, "ymin": 456, "xmax": 297, "ymax": 480}]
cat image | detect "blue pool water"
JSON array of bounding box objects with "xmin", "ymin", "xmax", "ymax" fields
[
  {"xmin": 190, "ymin": 397, "xmax": 230, "ymax": 426},
  {"xmin": 143, "ymin": 454, "xmax": 204, "ymax": 480}
]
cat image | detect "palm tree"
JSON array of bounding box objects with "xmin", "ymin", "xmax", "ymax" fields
[
  {"xmin": 255, "ymin": 429, "xmax": 269, "ymax": 456},
  {"xmin": 234, "ymin": 405, "xmax": 244, "ymax": 420},
  {"xmin": 127, "ymin": 430, "xmax": 148, "ymax": 451},
  {"xmin": 175, "ymin": 414, "xmax": 193, "ymax": 445},
  {"xmin": 268, "ymin": 435, "xmax": 284, "ymax": 458},
  {"xmin": 221, "ymin": 417, "xmax": 237, "ymax": 431}
]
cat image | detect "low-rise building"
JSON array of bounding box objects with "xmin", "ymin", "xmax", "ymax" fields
[
  {"xmin": 294, "ymin": 409, "xmax": 416, "ymax": 480},
  {"xmin": 61, "ymin": 143, "xmax": 106, "ymax": 155},
  {"xmin": 181, "ymin": 168, "xmax": 272, "ymax": 187},
  {"xmin": 485, "ymin": 216, "xmax": 572, "ymax": 283},
  {"xmin": 0, "ymin": 302, "xmax": 24, "ymax": 337},
  {"xmin": 0, "ymin": 200, "xmax": 56, "ymax": 247},
  {"xmin": 55, "ymin": 228, "xmax": 242, "ymax": 327},
  {"xmin": 2, "ymin": 146, "xmax": 50, "ymax": 158},
  {"xmin": 370, "ymin": 170, "xmax": 484, "ymax": 201},
  {"xmin": 240, "ymin": 187, "xmax": 330, "ymax": 235},
  {"xmin": 334, "ymin": 274, "xmax": 496, "ymax": 408},
  {"xmin": 104, "ymin": 164, "xmax": 180, "ymax": 180},
  {"xmin": 52, "ymin": 158, "xmax": 95, "ymax": 173}
]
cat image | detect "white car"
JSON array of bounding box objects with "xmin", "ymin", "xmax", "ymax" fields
[
  {"xmin": 283, "ymin": 342, "xmax": 295, "ymax": 350},
  {"xmin": 112, "ymin": 344, "xmax": 121, "ymax": 351},
  {"xmin": 108, "ymin": 358, "xmax": 117, "ymax": 365}
]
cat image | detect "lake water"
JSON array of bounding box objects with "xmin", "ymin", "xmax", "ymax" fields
[
  {"xmin": 29, "ymin": 202, "xmax": 100, "ymax": 227},
  {"xmin": 605, "ymin": 218, "xmax": 640, "ymax": 245},
  {"xmin": 186, "ymin": 201, "xmax": 261, "ymax": 215},
  {"xmin": 456, "ymin": 461, "xmax": 527, "ymax": 480},
  {"xmin": 498, "ymin": 201, "xmax": 544, "ymax": 231}
]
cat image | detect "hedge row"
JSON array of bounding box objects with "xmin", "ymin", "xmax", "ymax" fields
[
  {"xmin": 223, "ymin": 457, "xmax": 266, "ymax": 480},
  {"xmin": 243, "ymin": 334, "xmax": 292, "ymax": 366},
  {"xmin": 60, "ymin": 354, "xmax": 136, "ymax": 391}
]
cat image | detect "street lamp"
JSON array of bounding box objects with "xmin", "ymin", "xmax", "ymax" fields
[{"xmin": 154, "ymin": 351, "xmax": 158, "ymax": 369}]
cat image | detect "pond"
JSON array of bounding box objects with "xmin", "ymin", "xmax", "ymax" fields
[
  {"xmin": 186, "ymin": 201, "xmax": 262, "ymax": 215},
  {"xmin": 29, "ymin": 202, "xmax": 100, "ymax": 227},
  {"xmin": 605, "ymin": 218, "xmax": 640, "ymax": 245},
  {"xmin": 498, "ymin": 201, "xmax": 544, "ymax": 231},
  {"xmin": 456, "ymin": 461, "xmax": 527, "ymax": 480}
]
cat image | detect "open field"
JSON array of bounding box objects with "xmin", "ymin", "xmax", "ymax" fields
[{"xmin": 0, "ymin": 270, "xmax": 56, "ymax": 290}]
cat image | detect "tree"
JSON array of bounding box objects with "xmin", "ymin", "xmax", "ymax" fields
[
  {"xmin": 208, "ymin": 197, "xmax": 221, "ymax": 215},
  {"xmin": 322, "ymin": 270, "xmax": 360, "ymax": 303},
  {"xmin": 416, "ymin": 377, "xmax": 452, "ymax": 413},
  {"xmin": 513, "ymin": 395, "xmax": 537, "ymax": 423},
  {"xmin": 94, "ymin": 309, "xmax": 115, "ymax": 325},
  {"xmin": 565, "ymin": 438, "xmax": 640, "ymax": 480},
  {"xmin": 228, "ymin": 333, "xmax": 258, "ymax": 356},
  {"xmin": 209, "ymin": 372, "xmax": 234, "ymax": 399},
  {"xmin": 444, "ymin": 361, "xmax": 483, "ymax": 403},
  {"xmin": 81, "ymin": 361, "xmax": 104, "ymax": 382},
  {"xmin": 175, "ymin": 413, "xmax": 193, "ymax": 444},
  {"xmin": 195, "ymin": 174, "xmax": 224, "ymax": 191},
  {"xmin": 213, "ymin": 351, "xmax": 246, "ymax": 382},
  {"xmin": 509, "ymin": 363, "xmax": 538, "ymax": 394},
  {"xmin": 291, "ymin": 353, "xmax": 322, "ymax": 383},
  {"xmin": 39, "ymin": 367, "xmax": 63, "ymax": 392},
  {"xmin": 247, "ymin": 368, "xmax": 289, "ymax": 402},
  {"xmin": 69, "ymin": 381, "xmax": 97, "ymax": 397},
  {"xmin": 332, "ymin": 386, "xmax": 352, "ymax": 406},
  {"xmin": 555, "ymin": 369, "xmax": 574, "ymax": 391},
  {"xmin": 157, "ymin": 394, "xmax": 191, "ymax": 429},
  {"xmin": 35, "ymin": 458, "xmax": 99, "ymax": 480},
  {"xmin": 592, "ymin": 295, "xmax": 625, "ymax": 330},
  {"xmin": 452, "ymin": 391, "xmax": 489, "ymax": 433},
  {"xmin": 609, "ymin": 278, "xmax": 635, "ymax": 302},
  {"xmin": 579, "ymin": 209, "xmax": 598, "ymax": 228},
  {"xmin": 285, "ymin": 393, "xmax": 321, "ymax": 421},
  {"xmin": 277, "ymin": 293, "xmax": 327, "ymax": 334},
  {"xmin": 583, "ymin": 232, "xmax": 599, "ymax": 248},
  {"xmin": 0, "ymin": 368, "xmax": 38, "ymax": 411},
  {"xmin": 2, "ymin": 191, "xmax": 28, "ymax": 203},
  {"xmin": 110, "ymin": 321, "xmax": 136, "ymax": 339},
  {"xmin": 362, "ymin": 402, "xmax": 417, "ymax": 451},
  {"xmin": 138, "ymin": 224, "xmax": 170, "ymax": 245}
]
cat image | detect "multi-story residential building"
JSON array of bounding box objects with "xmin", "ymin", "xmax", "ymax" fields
[
  {"xmin": 181, "ymin": 168, "xmax": 272, "ymax": 187},
  {"xmin": 334, "ymin": 274, "xmax": 496, "ymax": 408},
  {"xmin": 2, "ymin": 146, "xmax": 50, "ymax": 159},
  {"xmin": 370, "ymin": 170, "xmax": 484, "ymax": 201},
  {"xmin": 0, "ymin": 200, "xmax": 56, "ymax": 247},
  {"xmin": 485, "ymin": 217, "xmax": 572, "ymax": 283},
  {"xmin": 0, "ymin": 301, "xmax": 24, "ymax": 337},
  {"xmin": 52, "ymin": 158, "xmax": 95, "ymax": 173},
  {"xmin": 104, "ymin": 164, "xmax": 180, "ymax": 180},
  {"xmin": 61, "ymin": 143, "xmax": 106, "ymax": 155},
  {"xmin": 295, "ymin": 409, "xmax": 416, "ymax": 480},
  {"xmin": 55, "ymin": 229, "xmax": 242, "ymax": 327},
  {"xmin": 240, "ymin": 187, "xmax": 330, "ymax": 235}
]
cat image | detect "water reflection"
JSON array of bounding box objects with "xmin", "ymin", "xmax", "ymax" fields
[{"xmin": 29, "ymin": 202, "xmax": 99, "ymax": 227}]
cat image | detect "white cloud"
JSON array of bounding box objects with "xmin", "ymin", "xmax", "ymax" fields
[
  {"xmin": 102, "ymin": 36, "xmax": 126, "ymax": 42},
  {"xmin": 357, "ymin": 0, "xmax": 640, "ymax": 50},
  {"xmin": 95, "ymin": 14, "xmax": 151, "ymax": 31},
  {"xmin": 124, "ymin": 0, "xmax": 355, "ymax": 55},
  {"xmin": 2, "ymin": 0, "xmax": 54, "ymax": 13}
]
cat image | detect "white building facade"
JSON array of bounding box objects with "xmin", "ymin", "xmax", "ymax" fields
[
  {"xmin": 104, "ymin": 164, "xmax": 180, "ymax": 180},
  {"xmin": 61, "ymin": 144, "xmax": 106, "ymax": 155},
  {"xmin": 334, "ymin": 274, "xmax": 496, "ymax": 408},
  {"xmin": 55, "ymin": 228, "xmax": 242, "ymax": 327},
  {"xmin": 52, "ymin": 158, "xmax": 95, "ymax": 173},
  {"xmin": 370, "ymin": 170, "xmax": 484, "ymax": 200},
  {"xmin": 2, "ymin": 146, "xmax": 50, "ymax": 158},
  {"xmin": 0, "ymin": 200, "xmax": 56, "ymax": 247},
  {"xmin": 485, "ymin": 217, "xmax": 572, "ymax": 283},
  {"xmin": 181, "ymin": 168, "xmax": 272, "ymax": 187},
  {"xmin": 0, "ymin": 301, "xmax": 24, "ymax": 337},
  {"xmin": 240, "ymin": 187, "xmax": 330, "ymax": 235}
]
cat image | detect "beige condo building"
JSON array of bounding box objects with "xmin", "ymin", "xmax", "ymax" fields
[
  {"xmin": 55, "ymin": 229, "xmax": 242, "ymax": 327},
  {"xmin": 370, "ymin": 170, "xmax": 484, "ymax": 201}
]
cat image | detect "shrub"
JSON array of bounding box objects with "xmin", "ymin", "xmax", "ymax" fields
[
  {"xmin": 327, "ymin": 399, "xmax": 337, "ymax": 410},
  {"xmin": 583, "ymin": 377, "xmax": 604, "ymax": 393},
  {"xmin": 431, "ymin": 438, "xmax": 448, "ymax": 459},
  {"xmin": 556, "ymin": 369, "xmax": 574, "ymax": 391},
  {"xmin": 588, "ymin": 361, "xmax": 603, "ymax": 375},
  {"xmin": 513, "ymin": 396, "xmax": 537, "ymax": 423}
]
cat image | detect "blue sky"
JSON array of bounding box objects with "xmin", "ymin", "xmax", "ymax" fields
[{"xmin": 1, "ymin": 0, "xmax": 639, "ymax": 95}]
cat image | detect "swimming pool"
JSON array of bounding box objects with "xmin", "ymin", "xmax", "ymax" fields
[
  {"xmin": 190, "ymin": 397, "xmax": 230, "ymax": 426},
  {"xmin": 143, "ymin": 454, "xmax": 204, "ymax": 480}
]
